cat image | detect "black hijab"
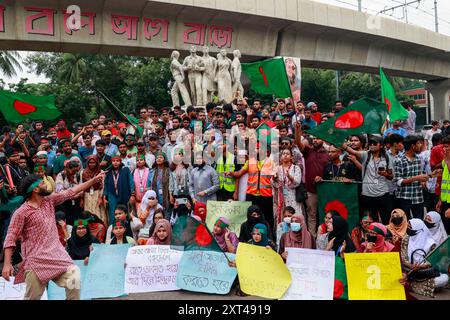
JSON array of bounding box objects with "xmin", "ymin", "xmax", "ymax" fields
[
  {"xmin": 239, "ymin": 205, "xmax": 272, "ymax": 243},
  {"xmin": 328, "ymin": 216, "xmax": 355, "ymax": 254},
  {"xmin": 67, "ymin": 226, "xmax": 93, "ymax": 260}
]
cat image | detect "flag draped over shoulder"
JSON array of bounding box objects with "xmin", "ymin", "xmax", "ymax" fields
[
  {"xmin": 307, "ymin": 97, "xmax": 388, "ymax": 147},
  {"xmin": 171, "ymin": 215, "xmax": 223, "ymax": 252},
  {"xmin": 241, "ymin": 57, "xmax": 292, "ymax": 98},
  {"xmin": 0, "ymin": 89, "xmax": 60, "ymax": 123},
  {"xmin": 380, "ymin": 67, "xmax": 409, "ymax": 122},
  {"xmin": 317, "ymin": 182, "xmax": 359, "ymax": 232},
  {"xmin": 96, "ymin": 89, "xmax": 143, "ymax": 138}
]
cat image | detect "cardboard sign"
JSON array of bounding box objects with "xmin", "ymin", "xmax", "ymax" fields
[
  {"xmin": 0, "ymin": 277, "xmax": 48, "ymax": 300},
  {"xmin": 206, "ymin": 201, "xmax": 251, "ymax": 236}
]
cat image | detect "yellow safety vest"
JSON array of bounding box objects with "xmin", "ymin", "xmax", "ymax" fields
[
  {"xmin": 441, "ymin": 160, "xmax": 450, "ymax": 202},
  {"xmin": 216, "ymin": 153, "xmax": 236, "ymax": 192}
]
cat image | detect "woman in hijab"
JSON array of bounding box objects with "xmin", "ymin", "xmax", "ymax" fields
[
  {"xmin": 79, "ymin": 210, "xmax": 108, "ymax": 244},
  {"xmin": 147, "ymin": 219, "xmax": 172, "ymax": 245},
  {"xmin": 400, "ymin": 219, "xmax": 448, "ymax": 298},
  {"xmin": 351, "ymin": 215, "xmax": 373, "ymax": 252},
  {"xmin": 359, "ymin": 222, "xmax": 395, "ymax": 253},
  {"xmin": 67, "ymin": 219, "xmax": 96, "ymax": 265},
  {"xmin": 276, "ymin": 206, "xmax": 296, "ymax": 248},
  {"xmin": 279, "ymin": 214, "xmax": 315, "ymax": 260},
  {"xmin": 316, "ymin": 211, "xmax": 340, "ymax": 250},
  {"xmin": 386, "ymin": 208, "xmax": 408, "ymax": 251},
  {"xmin": 147, "ymin": 208, "xmax": 165, "ymax": 238},
  {"xmin": 238, "ymin": 205, "xmax": 272, "ymax": 243},
  {"xmin": 138, "ymin": 190, "xmax": 163, "ymax": 244},
  {"xmin": 81, "ymin": 156, "xmax": 108, "ymax": 224},
  {"xmin": 248, "ymin": 223, "xmax": 276, "ymax": 250},
  {"xmin": 326, "ymin": 216, "xmax": 355, "ymax": 257},
  {"xmin": 424, "ymin": 211, "xmax": 448, "ymax": 246},
  {"xmin": 193, "ymin": 202, "xmax": 207, "ymax": 223},
  {"xmin": 213, "ymin": 217, "xmax": 239, "ymax": 253}
]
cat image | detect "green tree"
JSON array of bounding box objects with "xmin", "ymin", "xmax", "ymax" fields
[
  {"xmin": 301, "ymin": 68, "xmax": 336, "ymax": 112},
  {"xmin": 58, "ymin": 53, "xmax": 87, "ymax": 84},
  {"xmin": 0, "ymin": 51, "xmax": 22, "ymax": 78}
]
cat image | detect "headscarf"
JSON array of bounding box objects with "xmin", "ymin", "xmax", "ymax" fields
[
  {"xmin": 362, "ymin": 222, "xmax": 395, "ymax": 252},
  {"xmin": 387, "ymin": 209, "xmax": 408, "ymax": 238},
  {"xmin": 425, "ymin": 211, "xmax": 448, "ymax": 246},
  {"xmin": 194, "ymin": 202, "xmax": 207, "ymax": 222},
  {"xmin": 328, "ymin": 216, "xmax": 350, "ymax": 254},
  {"xmin": 284, "ymin": 214, "xmax": 314, "ymax": 249},
  {"xmin": 67, "ymin": 221, "xmax": 93, "ymax": 260},
  {"xmin": 214, "ymin": 217, "xmax": 230, "ymax": 251},
  {"xmin": 149, "ymin": 219, "xmax": 172, "ymax": 245},
  {"xmin": 140, "ymin": 190, "xmax": 158, "ymax": 213},
  {"xmin": 82, "ymin": 155, "xmax": 101, "ymax": 190},
  {"xmin": 239, "ymin": 205, "xmax": 267, "ymax": 242},
  {"xmin": 251, "ymin": 223, "xmax": 268, "ymax": 247},
  {"xmin": 407, "ymin": 219, "xmax": 436, "ymax": 264}
]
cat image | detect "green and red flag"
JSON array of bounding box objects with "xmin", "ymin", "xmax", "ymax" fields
[
  {"xmin": 317, "ymin": 181, "xmax": 359, "ymax": 232},
  {"xmin": 307, "ymin": 97, "xmax": 388, "ymax": 147},
  {"xmin": 241, "ymin": 57, "xmax": 292, "ymax": 98},
  {"xmin": 171, "ymin": 215, "xmax": 223, "ymax": 252},
  {"xmin": 334, "ymin": 256, "xmax": 348, "ymax": 300},
  {"xmin": 96, "ymin": 89, "xmax": 143, "ymax": 138},
  {"xmin": 256, "ymin": 122, "xmax": 273, "ymax": 147},
  {"xmin": 380, "ymin": 67, "xmax": 409, "ymax": 122},
  {"xmin": 426, "ymin": 236, "xmax": 450, "ymax": 273},
  {"xmin": 0, "ymin": 89, "xmax": 61, "ymax": 123}
]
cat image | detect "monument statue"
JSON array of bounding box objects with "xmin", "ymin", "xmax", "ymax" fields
[
  {"xmin": 231, "ymin": 49, "xmax": 244, "ymax": 99},
  {"xmin": 215, "ymin": 49, "xmax": 233, "ymax": 104},
  {"xmin": 170, "ymin": 50, "xmax": 192, "ymax": 107},
  {"xmin": 201, "ymin": 46, "xmax": 217, "ymax": 104},
  {"xmin": 183, "ymin": 45, "xmax": 204, "ymax": 106}
]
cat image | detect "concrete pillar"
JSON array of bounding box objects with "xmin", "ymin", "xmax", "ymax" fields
[{"xmin": 426, "ymin": 79, "xmax": 450, "ymax": 121}]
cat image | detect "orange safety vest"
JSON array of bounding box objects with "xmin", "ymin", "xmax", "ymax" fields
[{"xmin": 246, "ymin": 158, "xmax": 274, "ymax": 197}]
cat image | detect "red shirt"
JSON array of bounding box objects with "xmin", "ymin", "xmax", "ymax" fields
[
  {"xmin": 430, "ymin": 144, "xmax": 445, "ymax": 196},
  {"xmin": 312, "ymin": 112, "xmax": 322, "ymax": 125},
  {"xmin": 57, "ymin": 129, "xmax": 72, "ymax": 139},
  {"xmin": 4, "ymin": 190, "xmax": 76, "ymax": 284}
]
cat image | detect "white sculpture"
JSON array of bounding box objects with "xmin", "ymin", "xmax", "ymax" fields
[
  {"xmin": 170, "ymin": 50, "xmax": 192, "ymax": 107},
  {"xmin": 201, "ymin": 46, "xmax": 217, "ymax": 104},
  {"xmin": 183, "ymin": 46, "xmax": 204, "ymax": 106},
  {"xmin": 215, "ymin": 49, "xmax": 233, "ymax": 104},
  {"xmin": 231, "ymin": 49, "xmax": 244, "ymax": 99}
]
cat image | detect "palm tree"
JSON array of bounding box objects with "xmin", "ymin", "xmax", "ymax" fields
[
  {"xmin": 0, "ymin": 51, "xmax": 22, "ymax": 78},
  {"xmin": 58, "ymin": 53, "xmax": 87, "ymax": 83}
]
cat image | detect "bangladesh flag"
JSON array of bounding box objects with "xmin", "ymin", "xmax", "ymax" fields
[
  {"xmin": 307, "ymin": 97, "xmax": 388, "ymax": 147},
  {"xmin": 96, "ymin": 89, "xmax": 143, "ymax": 138},
  {"xmin": 426, "ymin": 236, "xmax": 450, "ymax": 273},
  {"xmin": 317, "ymin": 182, "xmax": 359, "ymax": 232},
  {"xmin": 256, "ymin": 122, "xmax": 273, "ymax": 147},
  {"xmin": 0, "ymin": 89, "xmax": 61, "ymax": 123},
  {"xmin": 171, "ymin": 215, "xmax": 223, "ymax": 252},
  {"xmin": 241, "ymin": 57, "xmax": 292, "ymax": 98},
  {"xmin": 380, "ymin": 68, "xmax": 409, "ymax": 122},
  {"xmin": 334, "ymin": 257, "xmax": 348, "ymax": 300}
]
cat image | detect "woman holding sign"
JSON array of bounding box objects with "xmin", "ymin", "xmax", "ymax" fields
[{"xmin": 213, "ymin": 217, "xmax": 239, "ymax": 253}]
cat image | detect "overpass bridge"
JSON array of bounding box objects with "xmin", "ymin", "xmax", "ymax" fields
[{"xmin": 0, "ymin": 0, "xmax": 449, "ymax": 118}]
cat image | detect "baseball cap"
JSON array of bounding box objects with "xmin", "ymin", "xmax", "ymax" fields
[
  {"xmin": 101, "ymin": 130, "xmax": 112, "ymax": 136},
  {"xmin": 307, "ymin": 102, "xmax": 317, "ymax": 108}
]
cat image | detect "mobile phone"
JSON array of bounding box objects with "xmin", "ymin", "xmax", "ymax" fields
[{"xmin": 177, "ymin": 198, "xmax": 188, "ymax": 205}]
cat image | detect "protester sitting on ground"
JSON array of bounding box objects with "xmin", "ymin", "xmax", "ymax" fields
[
  {"xmin": 279, "ymin": 214, "xmax": 315, "ymax": 260},
  {"xmin": 400, "ymin": 219, "xmax": 448, "ymax": 298},
  {"xmin": 238, "ymin": 205, "xmax": 272, "ymax": 243},
  {"xmin": 79, "ymin": 210, "xmax": 107, "ymax": 244},
  {"xmin": 276, "ymin": 206, "xmax": 295, "ymax": 248},
  {"xmin": 169, "ymin": 198, "xmax": 194, "ymax": 226},
  {"xmin": 316, "ymin": 211, "xmax": 340, "ymax": 250},
  {"xmin": 359, "ymin": 222, "xmax": 395, "ymax": 253},
  {"xmin": 107, "ymin": 219, "xmax": 136, "ymax": 245},
  {"xmin": 55, "ymin": 210, "xmax": 72, "ymax": 247},
  {"xmin": 105, "ymin": 204, "xmax": 142, "ymax": 244},
  {"xmin": 350, "ymin": 215, "xmax": 373, "ymax": 252},
  {"xmin": 424, "ymin": 211, "xmax": 448, "ymax": 246},
  {"xmin": 146, "ymin": 219, "xmax": 172, "ymax": 245},
  {"xmin": 325, "ymin": 215, "xmax": 355, "ymax": 257},
  {"xmin": 386, "ymin": 208, "xmax": 408, "ymax": 251},
  {"xmin": 248, "ymin": 223, "xmax": 276, "ymax": 251},
  {"xmin": 212, "ymin": 217, "xmax": 239, "ymax": 253},
  {"xmin": 67, "ymin": 219, "xmax": 96, "ymax": 265},
  {"xmin": 193, "ymin": 202, "xmax": 207, "ymax": 223},
  {"xmin": 147, "ymin": 208, "xmax": 165, "ymax": 238}
]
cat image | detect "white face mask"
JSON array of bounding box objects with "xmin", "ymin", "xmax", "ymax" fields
[{"xmin": 283, "ymin": 217, "xmax": 292, "ymax": 224}]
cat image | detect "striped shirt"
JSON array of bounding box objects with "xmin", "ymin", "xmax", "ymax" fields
[{"xmin": 4, "ymin": 189, "xmax": 76, "ymax": 284}]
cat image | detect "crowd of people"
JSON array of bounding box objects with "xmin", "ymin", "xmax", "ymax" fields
[{"xmin": 0, "ymin": 97, "xmax": 449, "ymax": 299}]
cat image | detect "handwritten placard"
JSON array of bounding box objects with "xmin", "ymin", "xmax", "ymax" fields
[
  {"xmin": 345, "ymin": 252, "xmax": 406, "ymax": 300},
  {"xmin": 282, "ymin": 248, "xmax": 335, "ymax": 300},
  {"xmin": 82, "ymin": 243, "xmax": 131, "ymax": 299},
  {"xmin": 125, "ymin": 245, "xmax": 183, "ymax": 293},
  {"xmin": 47, "ymin": 260, "xmax": 88, "ymax": 300},
  {"xmin": 206, "ymin": 201, "xmax": 251, "ymax": 236},
  {"xmin": 236, "ymin": 243, "xmax": 291, "ymax": 299},
  {"xmin": 0, "ymin": 277, "xmax": 48, "ymax": 300},
  {"xmin": 176, "ymin": 250, "xmax": 237, "ymax": 294}
]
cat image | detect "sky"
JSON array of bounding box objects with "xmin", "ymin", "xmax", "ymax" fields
[{"xmin": 1, "ymin": 0, "xmax": 450, "ymax": 86}]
